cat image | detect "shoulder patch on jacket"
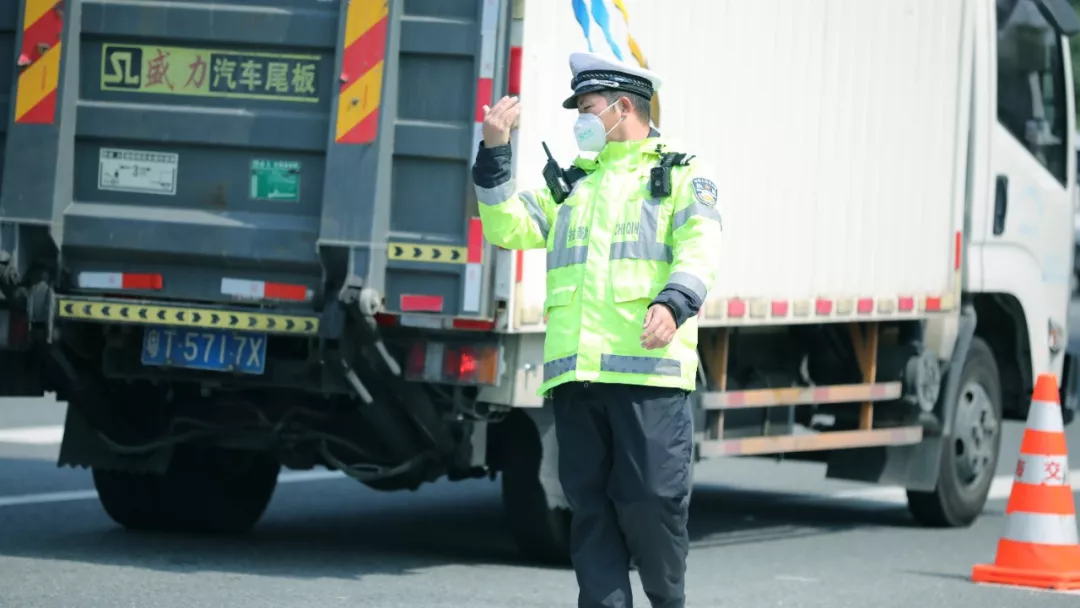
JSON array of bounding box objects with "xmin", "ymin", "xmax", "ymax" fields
[{"xmin": 691, "ymin": 177, "xmax": 717, "ymax": 207}]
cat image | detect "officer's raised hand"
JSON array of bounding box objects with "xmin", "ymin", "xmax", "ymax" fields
[
  {"xmin": 641, "ymin": 304, "xmax": 676, "ymax": 350},
  {"xmin": 482, "ymin": 96, "xmax": 521, "ymax": 148}
]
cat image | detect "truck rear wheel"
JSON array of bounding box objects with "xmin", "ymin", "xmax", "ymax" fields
[
  {"xmin": 498, "ymin": 410, "xmax": 572, "ymax": 565},
  {"xmin": 93, "ymin": 443, "xmax": 280, "ymax": 534},
  {"xmin": 906, "ymin": 336, "xmax": 1002, "ymax": 527}
]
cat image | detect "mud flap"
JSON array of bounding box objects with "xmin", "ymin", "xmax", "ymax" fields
[{"xmin": 58, "ymin": 403, "xmax": 173, "ymax": 474}]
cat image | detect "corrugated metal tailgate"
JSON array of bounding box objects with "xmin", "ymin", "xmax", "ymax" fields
[
  {"xmin": 321, "ymin": 0, "xmax": 506, "ymax": 319},
  {"xmin": 1, "ymin": 0, "xmax": 340, "ymax": 307},
  {"xmin": 513, "ymin": 0, "xmax": 968, "ymax": 328}
]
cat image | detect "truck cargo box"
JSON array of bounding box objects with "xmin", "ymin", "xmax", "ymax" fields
[
  {"xmin": 508, "ymin": 0, "xmax": 968, "ymax": 329},
  {"xmin": 0, "ymin": 0, "xmax": 505, "ymax": 321}
]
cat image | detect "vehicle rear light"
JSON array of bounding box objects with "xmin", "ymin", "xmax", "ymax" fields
[
  {"xmin": 406, "ymin": 342, "xmax": 426, "ymax": 377},
  {"xmin": 221, "ymin": 278, "xmax": 311, "ymax": 302},
  {"xmin": 374, "ymin": 313, "xmax": 398, "ymax": 327},
  {"xmin": 404, "ymin": 340, "xmax": 501, "ymax": 386},
  {"xmin": 78, "ymin": 272, "xmax": 163, "ymax": 291},
  {"xmin": 443, "ymin": 347, "xmax": 470, "ymax": 381}
]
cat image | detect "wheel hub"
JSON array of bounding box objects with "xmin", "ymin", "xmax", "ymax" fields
[{"xmin": 953, "ymin": 380, "xmax": 999, "ymax": 487}]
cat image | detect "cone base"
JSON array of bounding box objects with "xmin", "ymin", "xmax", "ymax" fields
[{"xmin": 973, "ymin": 563, "xmax": 1080, "ymax": 591}]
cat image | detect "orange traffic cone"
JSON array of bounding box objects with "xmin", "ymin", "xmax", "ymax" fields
[{"xmin": 972, "ymin": 373, "xmax": 1080, "ymax": 590}]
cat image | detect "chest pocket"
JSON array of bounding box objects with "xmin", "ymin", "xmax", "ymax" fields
[
  {"xmin": 544, "ymin": 195, "xmax": 591, "ymax": 313},
  {"xmin": 609, "ymin": 195, "xmax": 674, "ymax": 303}
]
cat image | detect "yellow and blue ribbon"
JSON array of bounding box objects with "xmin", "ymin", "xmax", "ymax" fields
[{"xmin": 570, "ymin": 0, "xmax": 661, "ymax": 125}]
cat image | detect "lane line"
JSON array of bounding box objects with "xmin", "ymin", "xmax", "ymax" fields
[
  {"xmin": 774, "ymin": 575, "xmax": 820, "ymax": 583},
  {"xmin": 976, "ymin": 582, "xmax": 1080, "ymax": 596},
  {"xmin": 0, "ymin": 489, "xmax": 97, "ymax": 508},
  {"xmin": 0, "ymin": 425, "xmax": 64, "ymax": 445},
  {"xmin": 0, "ymin": 467, "xmax": 1073, "ymax": 510},
  {"xmin": 0, "ymin": 469, "xmax": 345, "ymax": 509},
  {"xmin": 828, "ymin": 474, "xmax": 1070, "ymax": 505}
]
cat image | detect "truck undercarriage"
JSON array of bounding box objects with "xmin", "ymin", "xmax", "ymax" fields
[{"xmin": 6, "ymin": 265, "xmax": 1078, "ymax": 564}]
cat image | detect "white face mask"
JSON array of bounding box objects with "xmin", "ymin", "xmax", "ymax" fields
[{"xmin": 573, "ymin": 102, "xmax": 624, "ymax": 152}]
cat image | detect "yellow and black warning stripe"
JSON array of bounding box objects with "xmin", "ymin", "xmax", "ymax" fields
[
  {"xmin": 57, "ymin": 298, "xmax": 319, "ymax": 336},
  {"xmin": 388, "ymin": 242, "xmax": 467, "ymax": 264}
]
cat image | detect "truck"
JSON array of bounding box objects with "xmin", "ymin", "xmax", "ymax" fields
[{"xmin": 1, "ymin": 0, "xmax": 1078, "ymax": 564}]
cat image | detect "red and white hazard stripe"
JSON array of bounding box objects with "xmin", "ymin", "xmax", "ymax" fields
[
  {"xmin": 700, "ymin": 230, "xmax": 963, "ymax": 322},
  {"xmin": 472, "ymin": 0, "xmax": 500, "ymax": 155},
  {"xmin": 464, "ymin": 0, "xmax": 499, "ymax": 314},
  {"xmin": 708, "ymin": 292, "xmax": 954, "ymax": 321},
  {"xmin": 78, "ymin": 272, "xmax": 163, "ymax": 291},
  {"xmin": 221, "ymin": 278, "xmax": 312, "ymax": 302},
  {"xmin": 463, "ymin": 218, "xmax": 485, "ymax": 313}
]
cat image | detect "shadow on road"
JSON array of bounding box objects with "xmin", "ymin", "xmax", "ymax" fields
[{"xmin": 0, "ymin": 455, "xmax": 953, "ymax": 580}]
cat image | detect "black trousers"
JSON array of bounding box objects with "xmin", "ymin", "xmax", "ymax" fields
[{"xmin": 552, "ymin": 381, "xmax": 693, "ymax": 608}]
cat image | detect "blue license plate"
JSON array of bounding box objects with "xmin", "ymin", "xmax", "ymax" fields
[{"xmin": 141, "ymin": 326, "xmax": 267, "ymax": 375}]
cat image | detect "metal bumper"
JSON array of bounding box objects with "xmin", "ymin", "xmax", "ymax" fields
[{"xmin": 56, "ymin": 296, "xmax": 321, "ymax": 337}]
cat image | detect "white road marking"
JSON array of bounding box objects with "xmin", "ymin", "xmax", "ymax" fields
[
  {"xmin": 774, "ymin": 575, "xmax": 819, "ymax": 583},
  {"xmin": 827, "ymin": 474, "xmax": 1075, "ymax": 505},
  {"xmin": 975, "ymin": 582, "xmax": 1080, "ymax": 596},
  {"xmin": 0, "ymin": 425, "xmax": 64, "ymax": 445},
  {"xmin": 0, "ymin": 469, "xmax": 345, "ymax": 509},
  {"xmin": 0, "ymin": 489, "xmax": 98, "ymax": 508}
]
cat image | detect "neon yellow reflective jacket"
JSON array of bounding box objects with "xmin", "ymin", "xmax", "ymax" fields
[{"xmin": 473, "ymin": 136, "xmax": 722, "ymax": 396}]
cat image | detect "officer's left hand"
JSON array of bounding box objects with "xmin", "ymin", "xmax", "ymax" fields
[{"xmin": 641, "ymin": 304, "xmax": 676, "ymax": 350}]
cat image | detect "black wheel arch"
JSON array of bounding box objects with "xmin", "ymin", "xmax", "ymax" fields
[{"xmin": 972, "ymin": 293, "xmax": 1033, "ymax": 421}]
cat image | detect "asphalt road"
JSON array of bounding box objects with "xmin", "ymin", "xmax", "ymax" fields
[{"xmin": 2, "ymin": 314, "xmax": 1080, "ymax": 608}]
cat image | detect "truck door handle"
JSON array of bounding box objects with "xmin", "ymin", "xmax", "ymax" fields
[{"xmin": 993, "ymin": 175, "xmax": 1008, "ymax": 236}]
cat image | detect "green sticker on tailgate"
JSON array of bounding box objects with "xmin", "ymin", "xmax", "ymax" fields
[{"xmin": 250, "ymin": 159, "xmax": 300, "ymax": 202}]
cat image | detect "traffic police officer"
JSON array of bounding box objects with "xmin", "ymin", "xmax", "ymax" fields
[{"xmin": 472, "ymin": 52, "xmax": 722, "ymax": 608}]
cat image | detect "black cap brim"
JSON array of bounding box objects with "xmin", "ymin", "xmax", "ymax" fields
[
  {"xmin": 563, "ymin": 70, "xmax": 654, "ymax": 110},
  {"xmin": 561, "ymin": 83, "xmax": 614, "ymax": 109}
]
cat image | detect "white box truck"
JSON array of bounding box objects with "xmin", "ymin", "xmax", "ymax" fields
[
  {"xmin": 0, "ymin": 0, "xmax": 1076, "ymax": 564},
  {"xmin": 471, "ymin": 0, "xmax": 1080, "ymax": 561}
]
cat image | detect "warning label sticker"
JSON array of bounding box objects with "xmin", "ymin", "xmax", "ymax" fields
[
  {"xmin": 98, "ymin": 148, "xmax": 178, "ymax": 196},
  {"xmin": 250, "ymin": 160, "xmax": 300, "ymax": 202},
  {"xmin": 100, "ymin": 44, "xmax": 320, "ymax": 103}
]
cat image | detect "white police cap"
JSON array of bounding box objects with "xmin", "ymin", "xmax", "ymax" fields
[{"xmin": 562, "ymin": 51, "xmax": 662, "ymax": 109}]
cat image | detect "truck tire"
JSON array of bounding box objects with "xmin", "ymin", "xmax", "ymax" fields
[
  {"xmin": 93, "ymin": 443, "xmax": 280, "ymax": 534},
  {"xmin": 906, "ymin": 336, "xmax": 1002, "ymax": 527},
  {"xmin": 498, "ymin": 411, "xmax": 572, "ymax": 565}
]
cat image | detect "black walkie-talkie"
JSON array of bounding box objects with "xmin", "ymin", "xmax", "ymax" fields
[{"xmin": 541, "ymin": 141, "xmax": 572, "ymax": 204}]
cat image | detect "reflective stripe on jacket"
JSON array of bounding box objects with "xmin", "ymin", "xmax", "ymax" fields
[{"xmin": 473, "ymin": 136, "xmax": 722, "ymax": 395}]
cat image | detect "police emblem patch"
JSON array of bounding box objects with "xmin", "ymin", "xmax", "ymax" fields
[{"xmin": 692, "ymin": 178, "xmax": 717, "ymax": 207}]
